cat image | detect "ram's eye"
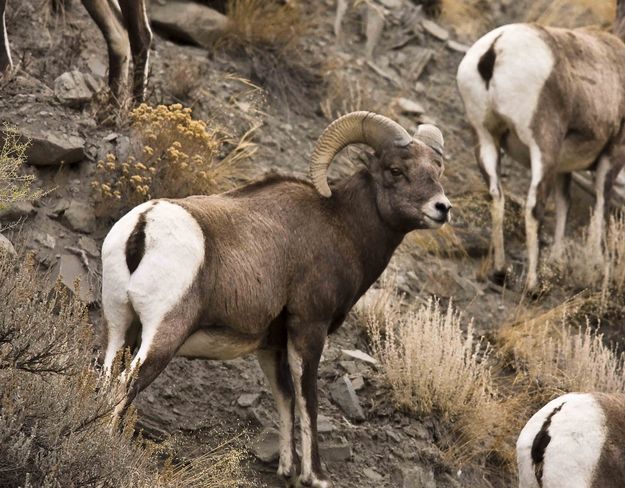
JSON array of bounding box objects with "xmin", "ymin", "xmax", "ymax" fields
[{"xmin": 390, "ymin": 167, "xmax": 402, "ymax": 176}]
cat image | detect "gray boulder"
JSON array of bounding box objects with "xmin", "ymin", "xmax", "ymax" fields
[{"xmin": 149, "ymin": 1, "xmax": 228, "ymax": 49}]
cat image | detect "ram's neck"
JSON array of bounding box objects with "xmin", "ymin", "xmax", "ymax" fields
[{"xmin": 332, "ymin": 170, "xmax": 404, "ymax": 295}]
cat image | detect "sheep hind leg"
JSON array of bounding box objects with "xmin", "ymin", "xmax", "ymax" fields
[
  {"xmin": 257, "ymin": 349, "xmax": 298, "ymax": 487},
  {"xmin": 525, "ymin": 143, "xmax": 556, "ymax": 295},
  {"xmin": 0, "ymin": 0, "xmax": 12, "ymax": 76},
  {"xmin": 112, "ymin": 301, "xmax": 199, "ymax": 424},
  {"xmin": 118, "ymin": 0, "xmax": 152, "ymax": 103},
  {"xmin": 552, "ymin": 173, "xmax": 572, "ymax": 260},
  {"xmin": 475, "ymin": 128, "xmax": 506, "ymax": 283}
]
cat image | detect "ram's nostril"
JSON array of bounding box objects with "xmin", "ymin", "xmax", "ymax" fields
[{"xmin": 435, "ymin": 202, "xmax": 451, "ymax": 214}]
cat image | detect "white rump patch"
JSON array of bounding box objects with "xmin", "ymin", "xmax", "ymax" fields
[{"xmin": 517, "ymin": 393, "xmax": 607, "ymax": 488}]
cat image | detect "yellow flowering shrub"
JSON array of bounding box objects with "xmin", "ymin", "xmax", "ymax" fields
[{"xmin": 92, "ymin": 104, "xmax": 250, "ymax": 218}]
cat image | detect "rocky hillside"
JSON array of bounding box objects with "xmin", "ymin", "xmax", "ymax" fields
[{"xmin": 1, "ymin": 1, "xmax": 622, "ymax": 487}]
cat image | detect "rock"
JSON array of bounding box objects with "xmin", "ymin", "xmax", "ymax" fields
[
  {"xmin": 364, "ymin": 467, "xmax": 384, "ymax": 481},
  {"xmin": 34, "ymin": 232, "xmax": 56, "ymax": 249},
  {"xmin": 377, "ymin": 0, "xmax": 402, "ymax": 7},
  {"xmin": 396, "ymin": 97, "xmax": 425, "ymax": 116},
  {"xmin": 78, "ymin": 236, "xmax": 100, "ymax": 257},
  {"xmin": 391, "ymin": 465, "xmax": 437, "ymax": 488},
  {"xmin": 0, "ymin": 233, "xmax": 16, "ymax": 258},
  {"xmin": 86, "ymin": 56, "xmax": 107, "ymax": 78},
  {"xmin": 13, "ymin": 129, "xmax": 86, "ymax": 166},
  {"xmin": 0, "ymin": 200, "xmax": 36, "ymax": 221},
  {"xmin": 447, "ymin": 40, "xmax": 470, "ymax": 53},
  {"xmin": 421, "ymin": 19, "xmax": 449, "ymax": 42},
  {"xmin": 52, "ymin": 253, "xmax": 95, "ymax": 303},
  {"xmin": 64, "ymin": 200, "xmax": 96, "ymax": 233},
  {"xmin": 339, "ymin": 360, "xmax": 358, "ymax": 375},
  {"xmin": 54, "ymin": 70, "xmax": 102, "ymax": 107},
  {"xmin": 237, "ymin": 392, "xmax": 261, "ymax": 408},
  {"xmin": 318, "ymin": 414, "xmax": 335, "ymax": 433},
  {"xmin": 365, "ymin": 3, "xmax": 385, "ymax": 60},
  {"xmin": 342, "ymin": 349, "xmax": 378, "ymax": 365},
  {"xmin": 251, "ymin": 428, "xmax": 280, "ymax": 464},
  {"xmin": 319, "ymin": 440, "xmax": 352, "ymax": 462},
  {"xmin": 330, "ymin": 374, "xmax": 365, "ymax": 422},
  {"xmin": 351, "ymin": 375, "xmax": 365, "ymax": 391},
  {"xmin": 149, "ymin": 0, "xmax": 228, "ymax": 49}
]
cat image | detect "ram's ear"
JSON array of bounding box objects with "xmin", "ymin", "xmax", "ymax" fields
[{"xmin": 414, "ymin": 124, "xmax": 444, "ymax": 156}]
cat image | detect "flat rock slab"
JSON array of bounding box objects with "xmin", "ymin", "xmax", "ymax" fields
[
  {"xmin": 52, "ymin": 253, "xmax": 95, "ymax": 303},
  {"xmin": 422, "ymin": 19, "xmax": 449, "ymax": 42},
  {"xmin": 0, "ymin": 233, "xmax": 16, "ymax": 258},
  {"xmin": 251, "ymin": 427, "xmax": 280, "ymax": 464},
  {"xmin": 64, "ymin": 200, "xmax": 96, "ymax": 234},
  {"xmin": 54, "ymin": 70, "xmax": 103, "ymax": 107},
  {"xmin": 330, "ymin": 374, "xmax": 365, "ymax": 422},
  {"xmin": 14, "ymin": 129, "xmax": 86, "ymax": 166},
  {"xmin": 149, "ymin": 0, "xmax": 228, "ymax": 49}
]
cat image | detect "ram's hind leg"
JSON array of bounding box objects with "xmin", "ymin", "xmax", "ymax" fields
[
  {"xmin": 0, "ymin": 0, "xmax": 12, "ymax": 76},
  {"xmin": 119, "ymin": 0, "xmax": 152, "ymax": 103},
  {"xmin": 257, "ymin": 349, "xmax": 298, "ymax": 487},
  {"xmin": 474, "ymin": 128, "xmax": 506, "ymax": 283},
  {"xmin": 552, "ymin": 173, "xmax": 572, "ymax": 260}
]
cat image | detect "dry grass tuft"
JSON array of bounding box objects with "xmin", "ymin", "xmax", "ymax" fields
[
  {"xmin": 0, "ymin": 251, "xmax": 247, "ymax": 487},
  {"xmin": 216, "ymin": 0, "xmax": 322, "ymax": 110},
  {"xmin": 549, "ymin": 214, "xmax": 625, "ymax": 306},
  {"xmin": 0, "ymin": 125, "xmax": 42, "ymax": 211},
  {"xmin": 401, "ymin": 225, "xmax": 467, "ymax": 259},
  {"xmin": 92, "ymin": 103, "xmax": 257, "ymax": 218},
  {"xmin": 499, "ymin": 304, "xmax": 625, "ymax": 395},
  {"xmin": 527, "ymin": 0, "xmax": 614, "ymax": 28},
  {"xmin": 320, "ymin": 71, "xmax": 381, "ymax": 121}
]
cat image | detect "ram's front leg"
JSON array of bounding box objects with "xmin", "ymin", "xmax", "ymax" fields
[
  {"xmin": 257, "ymin": 349, "xmax": 298, "ymax": 487},
  {"xmin": 287, "ymin": 318, "xmax": 332, "ymax": 488}
]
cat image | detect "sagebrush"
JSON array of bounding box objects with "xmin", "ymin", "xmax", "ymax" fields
[
  {"xmin": 92, "ymin": 103, "xmax": 256, "ymax": 218},
  {"xmin": 0, "ymin": 125, "xmax": 42, "ymax": 211},
  {"xmin": 0, "ymin": 252, "xmax": 247, "ymax": 487}
]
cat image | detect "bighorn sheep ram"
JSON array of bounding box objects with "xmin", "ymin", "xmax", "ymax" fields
[
  {"xmin": 0, "ymin": 0, "xmax": 152, "ymax": 102},
  {"xmin": 517, "ymin": 392, "xmax": 625, "ymax": 488},
  {"xmin": 101, "ymin": 111, "xmax": 451, "ymax": 488},
  {"xmin": 457, "ymin": 2, "xmax": 625, "ymax": 292}
]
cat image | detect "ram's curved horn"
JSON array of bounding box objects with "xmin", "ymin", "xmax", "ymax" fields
[
  {"xmin": 309, "ymin": 111, "xmax": 412, "ymax": 197},
  {"xmin": 415, "ymin": 124, "xmax": 444, "ymax": 156}
]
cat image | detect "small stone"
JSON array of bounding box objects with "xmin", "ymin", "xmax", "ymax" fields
[
  {"xmin": 54, "ymin": 70, "xmax": 102, "ymax": 107},
  {"xmin": 377, "ymin": 0, "xmax": 401, "ymax": 7},
  {"xmin": 351, "ymin": 375, "xmax": 365, "ymax": 391},
  {"xmin": 78, "ymin": 236, "xmax": 100, "ymax": 257},
  {"xmin": 0, "ymin": 233, "xmax": 17, "ymax": 258},
  {"xmin": 318, "ymin": 414, "xmax": 335, "ymax": 433},
  {"xmin": 396, "ymin": 97, "xmax": 426, "ymax": 115},
  {"xmin": 330, "ymin": 374, "xmax": 365, "ymax": 422},
  {"xmin": 391, "ymin": 465, "xmax": 437, "ymax": 488},
  {"xmin": 447, "ymin": 40, "xmax": 470, "ymax": 53},
  {"xmin": 64, "ymin": 200, "xmax": 96, "ymax": 233},
  {"xmin": 104, "ymin": 132, "xmax": 119, "ymax": 142},
  {"xmin": 422, "ymin": 19, "xmax": 449, "ymax": 41},
  {"xmin": 237, "ymin": 392, "xmax": 261, "ymax": 408},
  {"xmin": 87, "ymin": 56, "xmax": 107, "ymax": 78},
  {"xmin": 252, "ymin": 428, "xmax": 280, "ymax": 464},
  {"xmin": 339, "ymin": 360, "xmax": 358, "ymax": 375},
  {"xmin": 341, "ymin": 349, "xmax": 378, "ymax": 365},
  {"xmin": 0, "ymin": 200, "xmax": 36, "ymax": 221},
  {"xmin": 52, "ymin": 253, "xmax": 95, "ymax": 303},
  {"xmin": 319, "ymin": 441, "xmax": 352, "ymax": 462},
  {"xmin": 386, "ymin": 428, "xmax": 401, "ymax": 443},
  {"xmin": 364, "ymin": 467, "xmax": 384, "ymax": 481},
  {"xmin": 34, "ymin": 232, "xmax": 56, "ymax": 249}
]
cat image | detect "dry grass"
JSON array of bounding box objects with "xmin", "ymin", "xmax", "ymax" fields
[
  {"xmin": 165, "ymin": 60, "xmax": 203, "ymax": 102},
  {"xmin": 0, "ymin": 252, "xmax": 247, "ymax": 487},
  {"xmin": 499, "ymin": 302, "xmax": 625, "ymax": 395},
  {"xmin": 527, "ymin": 0, "xmax": 614, "ymax": 27},
  {"xmin": 92, "ymin": 103, "xmax": 257, "ymax": 218},
  {"xmin": 0, "ymin": 125, "xmax": 42, "ymax": 211},
  {"xmin": 216, "ymin": 0, "xmax": 322, "ymax": 110},
  {"xmin": 357, "ymin": 279, "xmax": 499, "ymax": 468},
  {"xmin": 320, "ymin": 70, "xmax": 381, "ymax": 121},
  {"xmin": 401, "ymin": 225, "xmax": 467, "ymax": 259},
  {"xmin": 549, "ymin": 214, "xmax": 625, "ymax": 306}
]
